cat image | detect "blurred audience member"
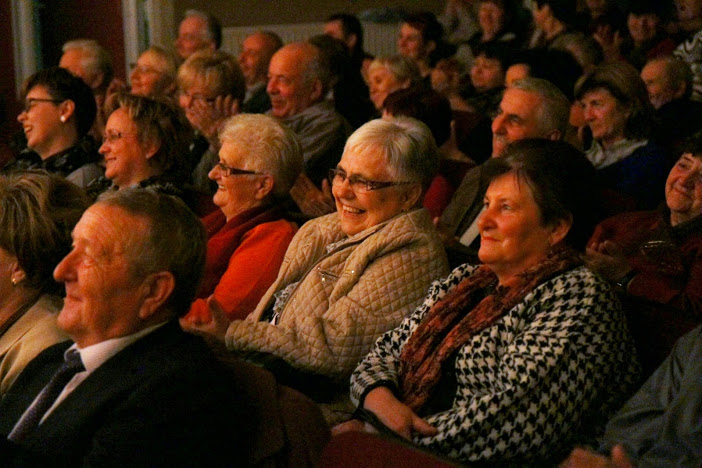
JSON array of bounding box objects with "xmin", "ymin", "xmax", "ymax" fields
[
  {"xmin": 5, "ymin": 67, "xmax": 102, "ymax": 188},
  {"xmin": 238, "ymin": 31, "xmax": 282, "ymax": 113},
  {"xmin": 384, "ymin": 87, "xmax": 475, "ymax": 219},
  {"xmin": 324, "ymin": 13, "xmax": 374, "ymax": 80},
  {"xmin": 177, "ymin": 49, "xmax": 245, "ymax": 194},
  {"xmin": 367, "ymin": 55, "xmax": 421, "ymax": 112},
  {"xmin": 642, "ymin": 55, "xmax": 702, "ymax": 157},
  {"xmin": 129, "ymin": 46, "xmax": 178, "ymax": 99},
  {"xmin": 59, "ymin": 39, "xmax": 114, "ymax": 138},
  {"xmin": 309, "ymin": 34, "xmax": 376, "ymax": 129},
  {"xmin": 576, "ymin": 62, "xmax": 669, "ymax": 210},
  {"xmin": 398, "ymin": 12, "xmax": 454, "ymax": 79},
  {"xmin": 182, "ymin": 114, "xmax": 302, "ymax": 325},
  {"xmin": 0, "ymin": 171, "xmax": 89, "ymax": 396},
  {"xmin": 622, "ymin": 2, "xmax": 676, "ymax": 70},
  {"xmin": 529, "ymin": 0, "xmax": 580, "ymax": 49},
  {"xmin": 175, "ymin": 9, "xmax": 221, "ymax": 61}
]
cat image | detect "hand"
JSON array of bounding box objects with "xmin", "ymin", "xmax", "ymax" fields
[
  {"xmin": 331, "ymin": 419, "xmax": 366, "ymax": 436},
  {"xmin": 584, "ymin": 240, "xmax": 631, "ymax": 283},
  {"xmin": 363, "ymin": 387, "xmax": 437, "ymax": 440},
  {"xmin": 179, "ymin": 296, "xmax": 230, "ymax": 341},
  {"xmin": 433, "ymin": 217, "xmax": 460, "ymax": 248},
  {"xmin": 560, "ymin": 445, "xmax": 634, "ymax": 468},
  {"xmin": 290, "ymin": 173, "xmax": 336, "ymax": 218},
  {"xmin": 186, "ymin": 95, "xmax": 240, "ymax": 146},
  {"xmin": 593, "ymin": 26, "xmax": 624, "ymax": 63}
]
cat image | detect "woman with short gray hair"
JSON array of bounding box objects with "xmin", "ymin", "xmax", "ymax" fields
[
  {"xmin": 367, "ymin": 56, "xmax": 421, "ymax": 110},
  {"xmin": 180, "ymin": 113, "xmax": 302, "ymax": 325},
  {"xmin": 184, "ymin": 117, "xmax": 449, "ymax": 424}
]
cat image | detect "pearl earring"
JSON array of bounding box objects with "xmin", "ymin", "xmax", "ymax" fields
[{"xmin": 60, "ymin": 116, "xmax": 66, "ymax": 123}]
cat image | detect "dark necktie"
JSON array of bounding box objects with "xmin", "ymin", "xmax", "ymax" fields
[{"xmin": 8, "ymin": 348, "xmax": 85, "ymax": 442}]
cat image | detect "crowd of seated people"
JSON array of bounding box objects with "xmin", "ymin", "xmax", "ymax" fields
[{"xmin": 1, "ymin": 2, "xmax": 702, "ymax": 465}]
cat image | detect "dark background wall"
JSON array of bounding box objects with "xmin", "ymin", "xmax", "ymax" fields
[{"xmin": 173, "ymin": 0, "xmax": 441, "ymax": 26}]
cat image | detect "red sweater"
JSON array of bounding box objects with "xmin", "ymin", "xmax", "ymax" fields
[{"xmin": 185, "ymin": 208, "xmax": 297, "ymax": 323}]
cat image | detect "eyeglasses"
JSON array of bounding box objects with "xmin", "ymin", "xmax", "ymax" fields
[
  {"xmin": 102, "ymin": 130, "xmax": 138, "ymax": 144},
  {"xmin": 179, "ymin": 90, "xmax": 217, "ymax": 104},
  {"xmin": 22, "ymin": 98, "xmax": 63, "ymax": 113},
  {"xmin": 328, "ymin": 168, "xmax": 415, "ymax": 193},
  {"xmin": 215, "ymin": 161, "xmax": 263, "ymax": 177},
  {"xmin": 130, "ymin": 63, "xmax": 162, "ymax": 75}
]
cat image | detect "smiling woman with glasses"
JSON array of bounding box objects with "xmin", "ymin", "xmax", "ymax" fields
[
  {"xmin": 3, "ymin": 67, "xmax": 103, "ymax": 188},
  {"xmin": 182, "ymin": 117, "xmax": 449, "ymax": 425},
  {"xmin": 179, "ymin": 113, "xmax": 301, "ymax": 327},
  {"xmin": 86, "ymin": 93, "xmax": 192, "ymax": 201}
]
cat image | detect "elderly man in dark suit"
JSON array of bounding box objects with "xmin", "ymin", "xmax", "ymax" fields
[{"xmin": 0, "ymin": 189, "xmax": 253, "ymax": 466}]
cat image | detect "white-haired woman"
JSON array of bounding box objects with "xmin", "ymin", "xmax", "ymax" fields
[
  {"xmin": 184, "ymin": 117, "xmax": 449, "ymax": 422},
  {"xmin": 367, "ymin": 56, "xmax": 421, "ymax": 111},
  {"xmin": 181, "ymin": 114, "xmax": 302, "ymax": 324}
]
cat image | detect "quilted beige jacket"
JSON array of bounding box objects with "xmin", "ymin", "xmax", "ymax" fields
[{"xmin": 225, "ymin": 208, "xmax": 448, "ymax": 381}]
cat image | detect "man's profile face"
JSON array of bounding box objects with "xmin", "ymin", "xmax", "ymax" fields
[
  {"xmin": 54, "ymin": 203, "xmax": 149, "ymax": 348},
  {"xmin": 60, "ymin": 49, "xmax": 100, "ymax": 90},
  {"xmin": 641, "ymin": 60, "xmax": 678, "ymax": 110},
  {"xmin": 238, "ymin": 34, "xmax": 273, "ymax": 86},
  {"xmin": 490, "ymin": 87, "xmax": 545, "ymax": 157},
  {"xmin": 266, "ymin": 45, "xmax": 318, "ymax": 118}
]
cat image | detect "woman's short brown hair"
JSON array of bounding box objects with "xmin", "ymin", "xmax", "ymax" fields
[
  {"xmin": 116, "ymin": 93, "xmax": 193, "ymax": 180},
  {"xmin": 176, "ymin": 49, "xmax": 246, "ymax": 104},
  {"xmin": 0, "ymin": 171, "xmax": 90, "ymax": 294}
]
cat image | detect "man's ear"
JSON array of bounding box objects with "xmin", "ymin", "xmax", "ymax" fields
[
  {"xmin": 346, "ymin": 33, "xmax": 358, "ymax": 51},
  {"xmin": 673, "ymin": 81, "xmax": 687, "ymax": 100},
  {"xmin": 425, "ymin": 40, "xmax": 437, "ymax": 55},
  {"xmin": 310, "ymin": 78, "xmax": 324, "ymax": 102},
  {"xmin": 138, "ymin": 271, "xmax": 175, "ymax": 320}
]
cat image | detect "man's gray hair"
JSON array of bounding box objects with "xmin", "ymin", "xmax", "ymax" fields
[
  {"xmin": 219, "ymin": 114, "xmax": 303, "ymax": 200},
  {"xmin": 96, "ymin": 189, "xmax": 207, "ymax": 318},
  {"xmin": 62, "ymin": 39, "xmax": 114, "ymax": 92},
  {"xmin": 511, "ymin": 77, "xmax": 570, "ymax": 138},
  {"xmin": 651, "ymin": 55, "xmax": 694, "ymax": 99},
  {"xmin": 343, "ymin": 117, "xmax": 439, "ymax": 191}
]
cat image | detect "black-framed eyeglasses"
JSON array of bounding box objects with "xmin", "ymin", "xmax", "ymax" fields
[
  {"xmin": 328, "ymin": 168, "xmax": 415, "ymax": 193},
  {"xmin": 215, "ymin": 161, "xmax": 263, "ymax": 177},
  {"xmin": 23, "ymin": 98, "xmax": 63, "ymax": 113}
]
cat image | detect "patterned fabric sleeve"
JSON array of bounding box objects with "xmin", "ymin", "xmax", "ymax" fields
[
  {"xmin": 350, "ymin": 263, "xmax": 478, "ymax": 406},
  {"xmin": 352, "ymin": 266, "xmax": 639, "ymax": 464}
]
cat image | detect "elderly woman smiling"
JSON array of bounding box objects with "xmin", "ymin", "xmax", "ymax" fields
[
  {"xmin": 576, "ymin": 62, "xmax": 668, "ymax": 210},
  {"xmin": 129, "ymin": 46, "xmax": 178, "ymax": 99},
  {"xmin": 181, "ymin": 114, "xmax": 302, "ymax": 324},
  {"xmin": 586, "ymin": 131, "xmax": 702, "ymax": 374},
  {"xmin": 338, "ymin": 139, "xmax": 639, "ymax": 465},
  {"xmin": 189, "ymin": 117, "xmax": 448, "ymax": 416}
]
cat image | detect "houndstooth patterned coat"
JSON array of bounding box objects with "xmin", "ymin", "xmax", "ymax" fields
[{"xmin": 350, "ymin": 263, "xmax": 640, "ymax": 464}]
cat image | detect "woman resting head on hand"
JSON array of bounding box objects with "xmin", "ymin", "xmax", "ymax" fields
[{"xmin": 339, "ymin": 139, "xmax": 639, "ymax": 465}]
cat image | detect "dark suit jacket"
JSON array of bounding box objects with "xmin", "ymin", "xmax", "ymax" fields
[
  {"xmin": 243, "ymin": 85, "xmax": 271, "ymax": 114},
  {"xmin": 0, "ymin": 321, "xmax": 254, "ymax": 467}
]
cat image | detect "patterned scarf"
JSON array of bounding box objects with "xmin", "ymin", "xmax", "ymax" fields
[{"xmin": 399, "ymin": 245, "xmax": 582, "ymax": 412}]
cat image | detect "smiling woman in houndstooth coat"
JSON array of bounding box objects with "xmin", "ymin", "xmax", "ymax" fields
[{"xmin": 336, "ymin": 139, "xmax": 641, "ymax": 465}]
